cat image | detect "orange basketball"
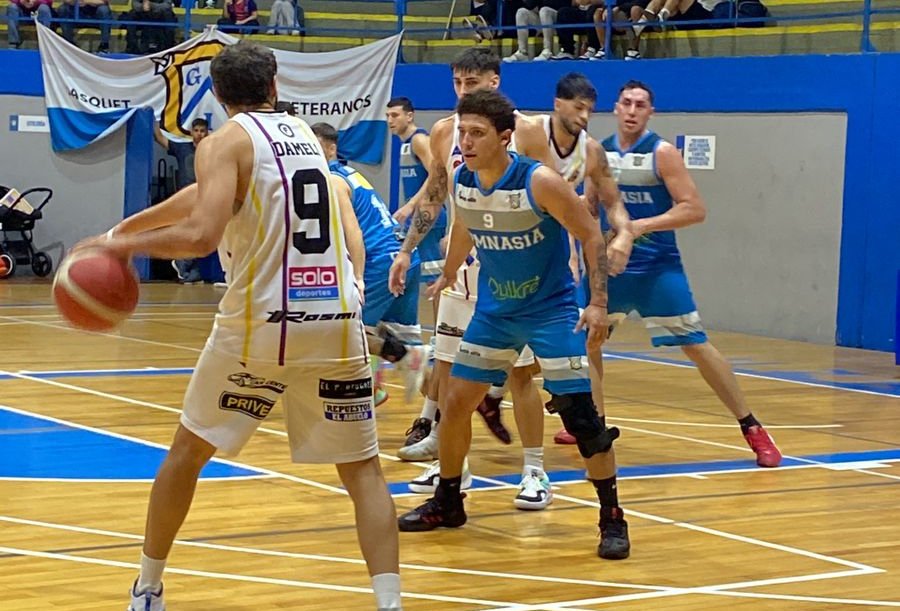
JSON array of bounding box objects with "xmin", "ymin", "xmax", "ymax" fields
[{"xmin": 52, "ymin": 247, "xmax": 139, "ymax": 332}]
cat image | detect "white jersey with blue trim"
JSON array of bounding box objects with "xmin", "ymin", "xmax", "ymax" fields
[{"xmin": 209, "ymin": 111, "xmax": 365, "ymax": 366}]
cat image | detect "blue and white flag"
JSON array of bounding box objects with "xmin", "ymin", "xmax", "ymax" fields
[{"xmin": 36, "ymin": 24, "xmax": 401, "ymax": 163}]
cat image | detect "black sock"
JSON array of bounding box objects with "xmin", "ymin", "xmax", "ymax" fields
[
  {"xmin": 435, "ymin": 476, "xmax": 463, "ymax": 506},
  {"xmin": 738, "ymin": 413, "xmax": 761, "ymax": 434},
  {"xmin": 591, "ymin": 476, "xmax": 619, "ymax": 520}
]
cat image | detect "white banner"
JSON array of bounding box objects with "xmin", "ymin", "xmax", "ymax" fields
[{"xmin": 37, "ymin": 24, "xmax": 402, "ymax": 162}]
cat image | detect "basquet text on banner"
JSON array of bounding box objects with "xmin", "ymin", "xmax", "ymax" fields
[{"xmin": 36, "ymin": 24, "xmax": 402, "ymax": 163}]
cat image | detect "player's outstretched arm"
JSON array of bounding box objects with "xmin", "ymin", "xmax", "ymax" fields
[
  {"xmin": 109, "ymin": 183, "xmax": 198, "ymax": 238},
  {"xmin": 427, "ymin": 216, "xmax": 472, "ymax": 299},
  {"xmin": 531, "ymin": 166, "xmax": 609, "ymax": 349},
  {"xmin": 389, "ymin": 119, "xmax": 451, "ymax": 295},
  {"xmin": 635, "ymin": 142, "xmax": 707, "ymax": 237},
  {"xmin": 585, "ymin": 138, "xmax": 633, "ymax": 275},
  {"xmin": 331, "ymin": 174, "xmax": 365, "ymax": 288},
  {"xmin": 101, "ymin": 124, "xmax": 245, "ymax": 260}
]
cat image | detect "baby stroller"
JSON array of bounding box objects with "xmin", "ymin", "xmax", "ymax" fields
[{"xmin": 0, "ymin": 185, "xmax": 53, "ymax": 279}]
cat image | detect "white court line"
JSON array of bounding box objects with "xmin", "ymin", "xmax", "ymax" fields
[
  {"xmin": 0, "ymin": 515, "xmax": 670, "ymax": 592},
  {"xmin": 606, "ymin": 351, "xmax": 900, "ymax": 400},
  {"xmin": 0, "ymin": 315, "xmax": 203, "ymax": 353},
  {"xmin": 701, "ymin": 589, "xmax": 900, "ymax": 607},
  {"xmin": 0, "ymin": 476, "xmax": 271, "ymax": 483},
  {"xmin": 0, "ymin": 403, "xmax": 348, "ymax": 496},
  {"xmin": 0, "ymin": 545, "xmax": 523, "ymax": 608}
]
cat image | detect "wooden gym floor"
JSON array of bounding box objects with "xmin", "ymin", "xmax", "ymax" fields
[{"xmin": 1, "ymin": 280, "xmax": 898, "ymax": 610}]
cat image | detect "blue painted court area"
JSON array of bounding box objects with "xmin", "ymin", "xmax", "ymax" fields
[
  {"xmin": 0, "ymin": 408, "xmax": 263, "ymax": 480},
  {"xmin": 385, "ymin": 448, "xmax": 900, "ymax": 495}
]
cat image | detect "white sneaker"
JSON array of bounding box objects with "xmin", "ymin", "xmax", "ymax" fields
[
  {"xmin": 533, "ymin": 48, "xmax": 553, "ymax": 61},
  {"xmin": 625, "ymin": 49, "xmax": 641, "ymax": 60},
  {"xmin": 503, "ymin": 50, "xmax": 529, "ymax": 62},
  {"xmin": 579, "ymin": 47, "xmax": 597, "ymax": 59},
  {"xmin": 514, "ymin": 469, "xmax": 553, "ymax": 510},
  {"xmin": 550, "ymin": 51, "xmax": 575, "ymax": 60},
  {"xmin": 408, "ymin": 459, "xmax": 472, "ymax": 494},
  {"xmin": 397, "ymin": 434, "xmax": 438, "ymax": 461},
  {"xmin": 128, "ymin": 581, "xmax": 165, "ymax": 611},
  {"xmin": 589, "ymin": 49, "xmax": 606, "ymax": 60},
  {"xmin": 398, "ymin": 345, "xmax": 427, "ymax": 404}
]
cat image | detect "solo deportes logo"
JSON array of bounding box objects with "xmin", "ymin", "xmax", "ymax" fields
[{"xmin": 289, "ymin": 266, "xmax": 339, "ymax": 301}]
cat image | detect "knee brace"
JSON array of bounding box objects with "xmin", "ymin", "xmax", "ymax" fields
[
  {"xmin": 546, "ymin": 393, "xmax": 620, "ymax": 459},
  {"xmin": 364, "ymin": 325, "xmax": 408, "ymax": 363}
]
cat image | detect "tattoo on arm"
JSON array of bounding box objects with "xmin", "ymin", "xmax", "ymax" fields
[
  {"xmin": 402, "ymin": 162, "xmax": 448, "ymax": 252},
  {"xmin": 590, "ymin": 236, "xmax": 609, "ymax": 306}
]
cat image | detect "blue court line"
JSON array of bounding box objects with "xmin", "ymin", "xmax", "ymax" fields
[
  {"xmin": 0, "ymin": 408, "xmax": 262, "ymax": 480},
  {"xmin": 386, "ymin": 448, "xmax": 900, "ymax": 495}
]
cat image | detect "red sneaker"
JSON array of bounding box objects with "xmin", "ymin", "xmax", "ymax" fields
[
  {"xmin": 553, "ymin": 427, "xmax": 576, "ymax": 445},
  {"xmin": 744, "ymin": 425, "xmax": 782, "ymax": 467},
  {"xmin": 475, "ymin": 395, "xmax": 512, "ymax": 444}
]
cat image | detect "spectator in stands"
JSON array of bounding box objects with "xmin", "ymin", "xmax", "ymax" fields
[
  {"xmin": 503, "ymin": 0, "xmax": 569, "ymax": 62},
  {"xmin": 7, "ymin": 0, "xmax": 53, "ymax": 49},
  {"xmin": 464, "ymin": 0, "xmax": 523, "ymax": 42},
  {"xmin": 153, "ymin": 116, "xmax": 209, "ymax": 283},
  {"xmin": 591, "ymin": 0, "xmax": 649, "ymax": 59},
  {"xmin": 216, "ymin": 0, "xmax": 259, "ymax": 32},
  {"xmin": 553, "ymin": 0, "xmax": 604, "ymax": 59},
  {"xmin": 267, "ymin": 0, "xmax": 301, "ymax": 34},
  {"xmin": 642, "ymin": 0, "xmax": 726, "ymax": 28},
  {"xmin": 57, "ymin": 0, "xmax": 114, "ymax": 53},
  {"xmin": 124, "ymin": 0, "xmax": 176, "ymax": 54}
]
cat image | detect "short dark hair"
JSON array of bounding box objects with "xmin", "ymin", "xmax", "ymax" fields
[
  {"xmin": 556, "ymin": 73, "xmax": 597, "ymax": 103},
  {"xmin": 618, "ymin": 79, "xmax": 655, "ymax": 105},
  {"xmin": 456, "ymin": 90, "xmax": 516, "ymax": 135},
  {"xmin": 274, "ymin": 101, "xmax": 297, "ymax": 116},
  {"xmin": 210, "ymin": 41, "xmax": 277, "ymax": 108},
  {"xmin": 450, "ymin": 47, "xmax": 500, "ymax": 77},
  {"xmin": 311, "ymin": 122, "xmax": 338, "ymax": 144},
  {"xmin": 387, "ymin": 96, "xmax": 414, "ymax": 112},
  {"xmin": 190, "ymin": 117, "xmax": 209, "ymax": 129}
]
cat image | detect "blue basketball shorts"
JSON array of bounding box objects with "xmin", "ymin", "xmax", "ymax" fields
[
  {"xmin": 362, "ymin": 258, "xmax": 422, "ymax": 344},
  {"xmin": 590, "ymin": 266, "xmax": 707, "ymax": 347},
  {"xmin": 450, "ymin": 303, "xmax": 590, "ymax": 395}
]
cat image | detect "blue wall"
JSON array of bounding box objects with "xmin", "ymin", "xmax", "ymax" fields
[{"xmin": 3, "ymin": 49, "xmax": 896, "ymax": 352}]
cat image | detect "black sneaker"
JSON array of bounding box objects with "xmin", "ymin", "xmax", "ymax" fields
[
  {"xmin": 403, "ymin": 417, "xmax": 432, "ymax": 447},
  {"xmin": 475, "ymin": 394, "xmax": 512, "ymax": 444},
  {"xmin": 598, "ymin": 507, "xmax": 630, "ymax": 559},
  {"xmin": 398, "ymin": 495, "xmax": 467, "ymax": 532}
]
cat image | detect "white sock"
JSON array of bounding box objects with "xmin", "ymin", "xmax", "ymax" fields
[
  {"xmin": 633, "ymin": 15, "xmax": 647, "ymax": 35},
  {"xmin": 372, "ymin": 573, "xmax": 402, "ymax": 610},
  {"xmin": 420, "ymin": 397, "xmax": 438, "ymax": 421},
  {"xmin": 523, "ymin": 447, "xmax": 544, "ymax": 473},
  {"xmin": 487, "ymin": 384, "xmax": 506, "ymax": 400},
  {"xmin": 659, "ymin": 7, "xmax": 670, "ymax": 20},
  {"xmin": 136, "ymin": 552, "xmax": 167, "ymax": 593},
  {"xmin": 427, "ymin": 419, "xmax": 440, "ymax": 443}
]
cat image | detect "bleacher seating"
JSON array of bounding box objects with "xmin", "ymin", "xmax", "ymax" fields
[{"xmin": 1, "ymin": 0, "xmax": 897, "ymax": 60}]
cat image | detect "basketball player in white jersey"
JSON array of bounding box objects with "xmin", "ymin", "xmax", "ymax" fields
[
  {"xmin": 540, "ymin": 73, "xmax": 636, "ymax": 451},
  {"xmin": 79, "ymin": 42, "xmax": 402, "ymax": 611},
  {"xmin": 390, "ymin": 48, "xmax": 568, "ymax": 510}
]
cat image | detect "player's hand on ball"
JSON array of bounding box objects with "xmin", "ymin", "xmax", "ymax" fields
[{"xmin": 576, "ymin": 304, "xmax": 609, "ymax": 351}]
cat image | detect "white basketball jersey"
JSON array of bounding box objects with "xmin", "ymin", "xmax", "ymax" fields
[
  {"xmin": 542, "ymin": 114, "xmax": 588, "ymax": 187},
  {"xmin": 208, "ymin": 111, "xmax": 366, "ymax": 366},
  {"xmin": 445, "ymin": 114, "xmax": 479, "ymax": 300}
]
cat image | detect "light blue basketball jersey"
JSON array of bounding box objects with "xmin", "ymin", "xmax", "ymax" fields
[
  {"xmin": 601, "ymin": 131, "xmax": 683, "ymax": 273},
  {"xmin": 399, "ymin": 128, "xmax": 429, "ymax": 202},
  {"xmin": 451, "ymin": 153, "xmax": 574, "ymax": 316},
  {"xmin": 328, "ymin": 160, "xmax": 411, "ymax": 265}
]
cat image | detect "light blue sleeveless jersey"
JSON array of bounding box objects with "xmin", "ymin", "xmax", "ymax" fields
[
  {"xmin": 601, "ymin": 131, "xmax": 683, "ymax": 273},
  {"xmin": 399, "ymin": 128, "xmax": 429, "ymax": 201},
  {"xmin": 452, "ymin": 153, "xmax": 574, "ymax": 316},
  {"xmin": 329, "ymin": 160, "xmax": 413, "ymax": 265}
]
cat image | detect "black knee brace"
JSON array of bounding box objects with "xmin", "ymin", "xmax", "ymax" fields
[
  {"xmin": 546, "ymin": 392, "xmax": 620, "ymax": 459},
  {"xmin": 364, "ymin": 326, "xmax": 408, "ymax": 363}
]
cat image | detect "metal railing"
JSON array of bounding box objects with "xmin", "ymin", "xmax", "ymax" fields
[{"xmin": 5, "ymin": 0, "xmax": 896, "ymax": 57}]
